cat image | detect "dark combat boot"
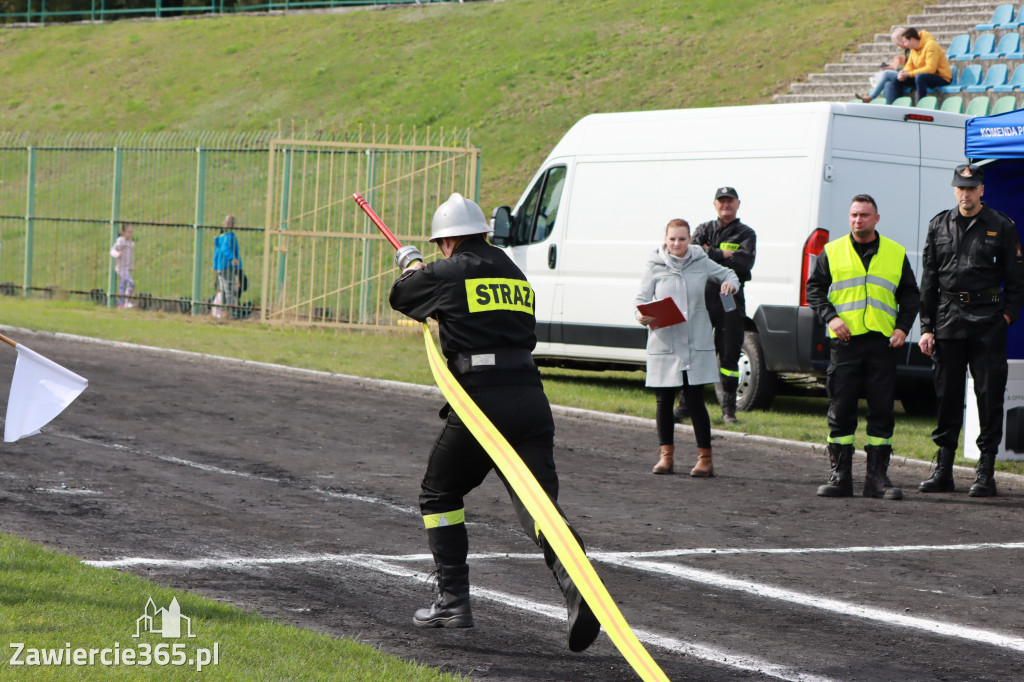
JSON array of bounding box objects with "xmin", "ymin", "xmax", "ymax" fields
[
  {"xmin": 414, "ymin": 563, "xmax": 474, "ymax": 628},
  {"xmin": 919, "ymin": 447, "xmax": 956, "ymax": 493},
  {"xmin": 968, "ymin": 451, "xmax": 998, "ymax": 497},
  {"xmin": 817, "ymin": 443, "xmax": 854, "ymax": 497},
  {"xmin": 551, "ymin": 557, "xmax": 601, "ymax": 652},
  {"xmin": 864, "ymin": 445, "xmax": 902, "ymax": 500},
  {"xmin": 721, "ymin": 391, "xmax": 739, "ymax": 424}
]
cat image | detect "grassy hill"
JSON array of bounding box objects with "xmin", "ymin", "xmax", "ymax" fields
[{"xmin": 0, "ymin": 0, "xmax": 923, "ymax": 206}]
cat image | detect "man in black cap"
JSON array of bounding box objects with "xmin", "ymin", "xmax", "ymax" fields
[
  {"xmin": 676, "ymin": 186, "xmax": 757, "ymax": 423},
  {"xmin": 918, "ymin": 163, "xmax": 1024, "ymax": 497}
]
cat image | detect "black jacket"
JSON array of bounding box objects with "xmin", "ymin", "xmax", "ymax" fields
[
  {"xmin": 388, "ymin": 236, "xmax": 537, "ymax": 362},
  {"xmin": 805, "ymin": 232, "xmax": 920, "ymax": 336},
  {"xmin": 692, "ymin": 217, "xmax": 757, "ymax": 284},
  {"xmin": 919, "ymin": 203, "xmax": 1024, "ymax": 338}
]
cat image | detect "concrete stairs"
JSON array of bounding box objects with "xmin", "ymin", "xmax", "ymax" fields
[{"xmin": 774, "ymin": 1, "xmax": 1020, "ymax": 106}]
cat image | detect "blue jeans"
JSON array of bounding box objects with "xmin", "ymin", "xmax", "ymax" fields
[
  {"xmin": 912, "ymin": 72, "xmax": 949, "ymax": 100},
  {"xmin": 870, "ymin": 70, "xmax": 900, "ymax": 101},
  {"xmin": 881, "ymin": 72, "xmax": 913, "ymax": 104}
]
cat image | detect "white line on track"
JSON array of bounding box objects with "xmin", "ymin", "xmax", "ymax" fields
[{"xmin": 85, "ymin": 552, "xmax": 835, "ymax": 682}]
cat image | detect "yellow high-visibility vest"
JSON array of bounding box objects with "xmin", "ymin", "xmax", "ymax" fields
[{"xmin": 824, "ymin": 234, "xmax": 904, "ymax": 338}]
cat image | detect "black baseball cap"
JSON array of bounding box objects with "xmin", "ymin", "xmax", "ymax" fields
[
  {"xmin": 715, "ymin": 186, "xmax": 739, "ymax": 200},
  {"xmin": 952, "ymin": 163, "xmax": 984, "ymax": 188}
]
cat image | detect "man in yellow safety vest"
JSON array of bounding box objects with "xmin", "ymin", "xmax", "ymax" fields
[{"xmin": 805, "ymin": 194, "xmax": 920, "ymax": 499}]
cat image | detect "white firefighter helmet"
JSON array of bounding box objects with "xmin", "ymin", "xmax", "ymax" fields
[{"xmin": 430, "ymin": 192, "xmax": 491, "ymax": 242}]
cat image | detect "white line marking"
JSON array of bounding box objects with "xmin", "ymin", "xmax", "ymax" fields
[
  {"xmin": 36, "ymin": 487, "xmax": 101, "ymax": 495},
  {"xmin": 591, "ymin": 542, "xmax": 1024, "ymax": 558},
  {"xmin": 86, "ymin": 552, "xmax": 830, "ymax": 681},
  {"xmin": 611, "ymin": 556, "xmax": 1024, "ymax": 654}
]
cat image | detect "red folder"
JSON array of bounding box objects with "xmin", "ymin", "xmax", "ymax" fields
[{"xmin": 637, "ymin": 297, "xmax": 686, "ymax": 329}]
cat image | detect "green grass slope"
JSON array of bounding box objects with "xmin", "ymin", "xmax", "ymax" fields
[{"xmin": 0, "ymin": 0, "xmax": 922, "ymax": 205}]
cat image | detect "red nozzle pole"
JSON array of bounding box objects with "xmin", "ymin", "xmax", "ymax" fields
[{"xmin": 353, "ymin": 193, "xmax": 403, "ymax": 251}]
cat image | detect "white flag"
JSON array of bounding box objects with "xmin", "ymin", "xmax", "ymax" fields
[{"xmin": 4, "ymin": 344, "xmax": 88, "ymax": 443}]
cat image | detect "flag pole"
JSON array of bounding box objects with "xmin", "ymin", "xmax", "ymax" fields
[{"xmin": 0, "ymin": 332, "xmax": 17, "ymax": 348}]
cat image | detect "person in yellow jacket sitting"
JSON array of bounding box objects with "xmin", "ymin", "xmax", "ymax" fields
[
  {"xmin": 895, "ymin": 27, "xmax": 952, "ymax": 103},
  {"xmin": 805, "ymin": 195, "xmax": 920, "ymax": 500}
]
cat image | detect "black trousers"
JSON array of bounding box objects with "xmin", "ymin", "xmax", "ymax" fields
[
  {"xmin": 932, "ymin": 318, "xmax": 1008, "ymax": 455},
  {"xmin": 419, "ymin": 380, "xmax": 582, "ymax": 567},
  {"xmin": 706, "ymin": 286, "xmax": 746, "ymax": 394},
  {"xmin": 826, "ymin": 333, "xmax": 897, "ymax": 441},
  {"xmin": 656, "ymin": 380, "xmax": 711, "ymax": 448}
]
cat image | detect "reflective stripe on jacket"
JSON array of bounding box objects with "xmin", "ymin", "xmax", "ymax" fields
[{"xmin": 825, "ymin": 235, "xmax": 905, "ymax": 337}]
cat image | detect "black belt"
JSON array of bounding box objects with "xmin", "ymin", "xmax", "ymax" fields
[
  {"xmin": 940, "ymin": 287, "xmax": 1002, "ymax": 304},
  {"xmin": 450, "ymin": 348, "xmax": 536, "ymax": 375}
]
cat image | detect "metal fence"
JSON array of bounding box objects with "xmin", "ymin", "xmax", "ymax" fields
[
  {"xmin": 0, "ymin": 127, "xmax": 479, "ymax": 326},
  {"xmin": 1, "ymin": 0, "xmax": 479, "ymax": 25}
]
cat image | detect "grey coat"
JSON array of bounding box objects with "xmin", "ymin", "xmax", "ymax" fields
[{"xmin": 634, "ymin": 245, "xmax": 740, "ymax": 388}]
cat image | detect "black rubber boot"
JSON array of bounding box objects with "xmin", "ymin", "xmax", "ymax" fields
[
  {"xmin": 721, "ymin": 391, "xmax": 739, "ymax": 424},
  {"xmin": 551, "ymin": 557, "xmax": 601, "ymax": 652},
  {"xmin": 864, "ymin": 445, "xmax": 902, "ymax": 500},
  {"xmin": 968, "ymin": 451, "xmax": 997, "ymax": 497},
  {"xmin": 919, "ymin": 447, "xmax": 956, "ymax": 493},
  {"xmin": 672, "ymin": 390, "xmax": 690, "ymax": 422},
  {"xmin": 413, "ymin": 563, "xmax": 474, "ymax": 628},
  {"xmin": 817, "ymin": 443, "xmax": 854, "ymax": 497}
]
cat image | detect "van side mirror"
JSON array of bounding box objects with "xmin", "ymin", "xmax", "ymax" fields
[{"xmin": 490, "ymin": 206, "xmax": 514, "ymax": 247}]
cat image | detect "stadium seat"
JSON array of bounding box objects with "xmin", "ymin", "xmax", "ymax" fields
[
  {"xmin": 940, "ymin": 95, "xmax": 964, "ymax": 113},
  {"xmin": 940, "ymin": 64, "xmax": 981, "ymax": 93},
  {"xmin": 997, "ymin": 3, "xmax": 1024, "ymax": 29},
  {"xmin": 963, "ymin": 32, "xmax": 996, "ymax": 59},
  {"xmin": 947, "ymin": 33, "xmax": 972, "ymax": 61},
  {"xmin": 982, "ymin": 32, "xmax": 1021, "ymax": 59},
  {"xmin": 993, "ymin": 64, "xmax": 1024, "ymax": 92},
  {"xmin": 916, "ymin": 95, "xmax": 939, "ymax": 109},
  {"xmin": 892, "ymin": 96, "xmax": 913, "ymax": 106},
  {"xmin": 977, "ymin": 4, "xmax": 1014, "ymax": 31},
  {"xmin": 965, "ymin": 63, "xmax": 1008, "ymax": 92},
  {"xmin": 992, "ymin": 95, "xmax": 1018, "ymax": 114},
  {"xmin": 966, "ymin": 96, "xmax": 991, "ymax": 116}
]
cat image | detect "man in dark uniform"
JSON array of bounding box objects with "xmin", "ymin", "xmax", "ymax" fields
[
  {"xmin": 806, "ymin": 194, "xmax": 919, "ymax": 499},
  {"xmin": 918, "ymin": 164, "xmax": 1024, "ymax": 497},
  {"xmin": 388, "ymin": 192, "xmax": 600, "ymax": 652},
  {"xmin": 676, "ymin": 186, "xmax": 757, "ymax": 423}
]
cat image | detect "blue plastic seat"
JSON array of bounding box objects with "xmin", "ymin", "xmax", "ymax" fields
[
  {"xmin": 916, "ymin": 95, "xmax": 939, "ymax": 109},
  {"xmin": 947, "ymin": 33, "xmax": 972, "ymax": 60},
  {"xmin": 992, "ymin": 95, "xmax": 1018, "ymax": 114},
  {"xmin": 977, "ymin": 4, "xmax": 1014, "ymax": 30},
  {"xmin": 891, "ymin": 96, "xmax": 913, "ymax": 106},
  {"xmin": 997, "ymin": 3, "xmax": 1024, "ymax": 28},
  {"xmin": 993, "ymin": 64, "xmax": 1024, "ymax": 91},
  {"xmin": 965, "ymin": 63, "xmax": 1008, "ymax": 92},
  {"xmin": 964, "ymin": 33, "xmax": 996, "ymax": 59},
  {"xmin": 982, "ymin": 32, "xmax": 1020, "ymax": 59},
  {"xmin": 966, "ymin": 96, "xmax": 991, "ymax": 116},
  {"xmin": 940, "ymin": 64, "xmax": 981, "ymax": 92},
  {"xmin": 940, "ymin": 96, "xmax": 964, "ymax": 113}
]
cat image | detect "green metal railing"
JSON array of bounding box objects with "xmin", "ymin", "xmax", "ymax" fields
[
  {"xmin": 2, "ymin": 0, "xmax": 480, "ymax": 25},
  {"xmin": 0, "ymin": 128, "xmax": 479, "ymax": 327}
]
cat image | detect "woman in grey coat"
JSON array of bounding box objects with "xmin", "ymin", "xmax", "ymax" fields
[{"xmin": 635, "ymin": 219, "xmax": 739, "ymax": 476}]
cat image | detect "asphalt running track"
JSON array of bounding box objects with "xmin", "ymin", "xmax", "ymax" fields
[{"xmin": 1, "ymin": 328, "xmax": 1023, "ymax": 681}]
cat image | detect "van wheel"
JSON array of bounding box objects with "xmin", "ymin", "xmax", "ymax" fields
[
  {"xmin": 735, "ymin": 331, "xmax": 776, "ymax": 411},
  {"xmin": 899, "ymin": 382, "xmax": 936, "ymax": 415}
]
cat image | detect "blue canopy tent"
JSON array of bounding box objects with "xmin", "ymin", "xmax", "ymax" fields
[{"xmin": 965, "ymin": 108, "xmax": 1024, "ymax": 359}]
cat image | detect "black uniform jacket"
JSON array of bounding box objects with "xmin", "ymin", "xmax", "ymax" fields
[
  {"xmin": 805, "ymin": 232, "xmax": 921, "ymax": 335},
  {"xmin": 920, "ymin": 203, "xmax": 1024, "ymax": 338},
  {"xmin": 692, "ymin": 217, "xmax": 757, "ymax": 284},
  {"xmin": 388, "ymin": 237, "xmax": 537, "ymax": 364}
]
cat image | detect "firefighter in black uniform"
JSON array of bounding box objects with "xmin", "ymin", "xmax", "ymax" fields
[
  {"xmin": 806, "ymin": 194, "xmax": 919, "ymax": 499},
  {"xmin": 388, "ymin": 193, "xmax": 600, "ymax": 652},
  {"xmin": 676, "ymin": 187, "xmax": 756, "ymax": 423},
  {"xmin": 918, "ymin": 164, "xmax": 1024, "ymax": 497}
]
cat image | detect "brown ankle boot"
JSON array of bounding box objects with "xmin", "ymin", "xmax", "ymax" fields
[
  {"xmin": 690, "ymin": 447, "xmax": 714, "ymax": 477},
  {"xmin": 652, "ymin": 445, "xmax": 674, "ymax": 474}
]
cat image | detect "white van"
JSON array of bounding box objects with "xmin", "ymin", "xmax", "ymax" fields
[{"xmin": 490, "ymin": 102, "xmax": 969, "ymax": 411}]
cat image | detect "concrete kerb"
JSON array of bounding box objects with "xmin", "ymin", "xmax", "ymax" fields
[{"xmin": 4, "ymin": 325, "xmax": 1021, "ymax": 486}]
